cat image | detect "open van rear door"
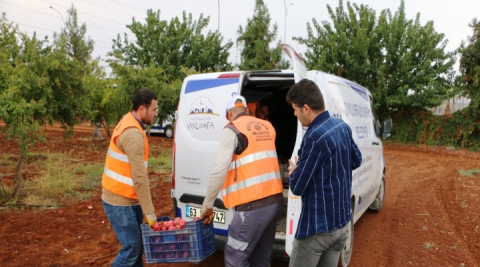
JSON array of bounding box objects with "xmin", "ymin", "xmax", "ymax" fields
[
  {"xmin": 279, "ymin": 43, "xmax": 307, "ymax": 256},
  {"xmin": 173, "ymin": 72, "xmax": 242, "ymax": 235},
  {"xmin": 279, "ymin": 43, "xmax": 307, "ymax": 82}
]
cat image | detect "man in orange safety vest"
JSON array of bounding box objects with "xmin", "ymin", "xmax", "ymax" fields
[
  {"xmin": 102, "ymin": 88, "xmax": 159, "ymax": 267},
  {"xmin": 201, "ymin": 94, "xmax": 283, "ymax": 267}
]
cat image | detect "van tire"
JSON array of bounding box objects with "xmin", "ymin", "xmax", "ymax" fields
[
  {"xmin": 164, "ymin": 125, "xmax": 173, "ymax": 138},
  {"xmin": 339, "ymin": 200, "xmax": 354, "ymax": 267},
  {"xmin": 369, "ymin": 172, "xmax": 385, "ymax": 212}
]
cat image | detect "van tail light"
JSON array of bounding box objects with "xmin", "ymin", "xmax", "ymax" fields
[{"xmin": 218, "ymin": 73, "xmax": 240, "ymax": 78}]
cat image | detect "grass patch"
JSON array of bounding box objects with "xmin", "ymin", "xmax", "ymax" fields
[
  {"xmin": 458, "ymin": 169, "xmax": 480, "ymax": 177},
  {"xmin": 0, "ymin": 186, "xmax": 15, "ymax": 205},
  {"xmin": 3, "ymin": 147, "xmax": 171, "ymax": 206},
  {"xmin": 149, "ymin": 148, "xmax": 172, "ymax": 174},
  {"xmin": 22, "ymin": 153, "xmax": 95, "ymax": 206},
  {"xmin": 0, "ymin": 154, "xmax": 17, "ymax": 169},
  {"xmin": 74, "ymin": 163, "xmax": 103, "ymax": 191}
]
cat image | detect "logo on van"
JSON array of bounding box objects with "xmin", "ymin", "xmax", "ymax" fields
[
  {"xmin": 188, "ymin": 96, "xmax": 218, "ymax": 116},
  {"xmin": 185, "ymin": 96, "xmax": 219, "ymax": 132}
]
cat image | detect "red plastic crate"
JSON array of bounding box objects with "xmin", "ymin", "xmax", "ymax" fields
[{"xmin": 141, "ymin": 216, "xmax": 216, "ymax": 263}]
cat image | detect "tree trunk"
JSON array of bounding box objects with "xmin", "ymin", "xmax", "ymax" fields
[
  {"xmin": 12, "ymin": 153, "xmax": 24, "ymax": 200},
  {"xmin": 0, "ymin": 178, "xmax": 6, "ymax": 199},
  {"xmin": 102, "ymin": 121, "xmax": 111, "ymax": 139}
]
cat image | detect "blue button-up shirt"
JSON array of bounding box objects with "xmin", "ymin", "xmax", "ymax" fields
[{"xmin": 290, "ymin": 111, "xmax": 362, "ymax": 239}]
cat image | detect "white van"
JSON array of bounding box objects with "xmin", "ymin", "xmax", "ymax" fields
[{"xmin": 171, "ymin": 44, "xmax": 391, "ymax": 266}]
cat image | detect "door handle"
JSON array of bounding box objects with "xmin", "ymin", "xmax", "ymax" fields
[{"xmin": 372, "ymin": 141, "xmax": 380, "ymax": 146}]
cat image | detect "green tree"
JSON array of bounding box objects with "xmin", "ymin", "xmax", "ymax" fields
[
  {"xmin": 109, "ymin": 9, "xmax": 232, "ymax": 122},
  {"xmin": 0, "ymin": 14, "xmax": 48, "ymax": 199},
  {"xmin": 454, "ymin": 18, "xmax": 480, "ymax": 147},
  {"xmin": 103, "ymin": 63, "xmax": 183, "ymax": 126},
  {"xmin": 82, "ymin": 59, "xmax": 109, "ymax": 132},
  {"xmin": 110, "ymin": 9, "xmax": 233, "ymax": 80},
  {"xmin": 458, "ymin": 19, "xmax": 480, "ymax": 103},
  {"xmin": 390, "ymin": 19, "xmax": 480, "ymax": 149},
  {"xmin": 296, "ymin": 1, "xmax": 381, "ymax": 89},
  {"xmin": 64, "ymin": 6, "xmax": 94, "ymax": 67},
  {"xmin": 296, "ymin": 0, "xmax": 456, "ymax": 119},
  {"xmin": 237, "ymin": 0, "xmax": 289, "ymax": 70},
  {"xmin": 0, "ymin": 8, "xmax": 103, "ymax": 201},
  {"xmin": 49, "ymin": 5, "xmax": 102, "ymax": 132}
]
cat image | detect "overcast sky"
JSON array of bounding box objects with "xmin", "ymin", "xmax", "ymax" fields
[{"xmin": 2, "ymin": 0, "xmax": 479, "ymax": 72}]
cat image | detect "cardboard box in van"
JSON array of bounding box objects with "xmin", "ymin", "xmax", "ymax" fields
[{"xmin": 170, "ymin": 44, "xmax": 390, "ymax": 265}]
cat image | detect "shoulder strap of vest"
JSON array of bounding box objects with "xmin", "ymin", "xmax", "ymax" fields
[{"xmin": 225, "ymin": 124, "xmax": 248, "ymax": 155}]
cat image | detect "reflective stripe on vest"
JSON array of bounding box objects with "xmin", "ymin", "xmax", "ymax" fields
[
  {"xmin": 107, "ymin": 148, "xmax": 148, "ymax": 168},
  {"xmin": 103, "ymin": 166, "xmax": 134, "ymax": 186},
  {"xmin": 229, "ymin": 150, "xmax": 278, "ymax": 171},
  {"xmin": 221, "ymin": 170, "xmax": 280, "ymax": 196},
  {"xmin": 221, "ymin": 116, "xmax": 283, "ymax": 208},
  {"xmin": 102, "ymin": 112, "xmax": 149, "ymax": 199}
]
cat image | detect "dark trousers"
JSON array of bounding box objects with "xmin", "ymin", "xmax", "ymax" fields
[
  {"xmin": 102, "ymin": 201, "xmax": 143, "ymax": 267},
  {"xmin": 224, "ymin": 200, "xmax": 282, "ymax": 267}
]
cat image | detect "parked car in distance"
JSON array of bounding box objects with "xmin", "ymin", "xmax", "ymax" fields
[{"xmin": 148, "ymin": 119, "xmax": 174, "ymax": 138}]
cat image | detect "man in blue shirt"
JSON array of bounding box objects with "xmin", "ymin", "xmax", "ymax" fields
[{"xmin": 286, "ymin": 79, "xmax": 362, "ymax": 267}]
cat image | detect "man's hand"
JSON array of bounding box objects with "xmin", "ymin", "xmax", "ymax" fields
[
  {"xmin": 145, "ymin": 213, "xmax": 157, "ymax": 227},
  {"xmin": 200, "ymin": 208, "xmax": 214, "ymax": 224},
  {"xmin": 288, "ymin": 156, "xmax": 298, "ymax": 176}
]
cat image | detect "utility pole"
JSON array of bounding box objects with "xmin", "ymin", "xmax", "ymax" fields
[{"xmin": 218, "ymin": 0, "xmax": 220, "ymax": 32}]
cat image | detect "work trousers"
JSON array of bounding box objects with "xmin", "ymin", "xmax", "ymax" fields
[
  {"xmin": 289, "ymin": 224, "xmax": 349, "ymax": 267},
  {"xmin": 103, "ymin": 201, "xmax": 144, "ymax": 267},
  {"xmin": 224, "ymin": 200, "xmax": 282, "ymax": 267},
  {"xmin": 93, "ymin": 123, "xmax": 104, "ymax": 141}
]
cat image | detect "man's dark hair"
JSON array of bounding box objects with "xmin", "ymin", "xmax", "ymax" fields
[
  {"xmin": 132, "ymin": 88, "xmax": 158, "ymax": 111},
  {"xmin": 286, "ymin": 79, "xmax": 325, "ymax": 111}
]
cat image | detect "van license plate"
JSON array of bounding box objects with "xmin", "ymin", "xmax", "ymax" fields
[{"xmin": 186, "ymin": 205, "xmax": 225, "ymax": 224}]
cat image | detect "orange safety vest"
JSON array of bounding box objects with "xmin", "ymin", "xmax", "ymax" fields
[
  {"xmin": 102, "ymin": 112, "xmax": 149, "ymax": 199},
  {"xmin": 247, "ymin": 102, "xmax": 257, "ymax": 117},
  {"xmin": 221, "ymin": 116, "xmax": 283, "ymax": 208}
]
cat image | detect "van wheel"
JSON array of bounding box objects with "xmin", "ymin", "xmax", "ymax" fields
[
  {"xmin": 339, "ymin": 204, "xmax": 354, "ymax": 267},
  {"xmin": 164, "ymin": 125, "xmax": 173, "ymax": 138},
  {"xmin": 369, "ymin": 172, "xmax": 385, "ymax": 212}
]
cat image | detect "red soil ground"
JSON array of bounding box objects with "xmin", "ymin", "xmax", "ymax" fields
[{"xmin": 0, "ymin": 124, "xmax": 479, "ymax": 266}]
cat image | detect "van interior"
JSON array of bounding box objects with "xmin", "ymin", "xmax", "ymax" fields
[{"xmin": 239, "ymin": 70, "xmax": 297, "ymax": 242}]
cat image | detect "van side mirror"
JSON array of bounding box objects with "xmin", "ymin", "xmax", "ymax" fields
[{"xmin": 383, "ymin": 118, "xmax": 393, "ymax": 139}]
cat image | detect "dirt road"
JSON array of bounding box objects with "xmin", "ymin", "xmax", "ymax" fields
[
  {"xmin": 0, "ymin": 125, "xmax": 479, "ymax": 266},
  {"xmin": 350, "ymin": 145, "xmax": 479, "ymax": 266}
]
